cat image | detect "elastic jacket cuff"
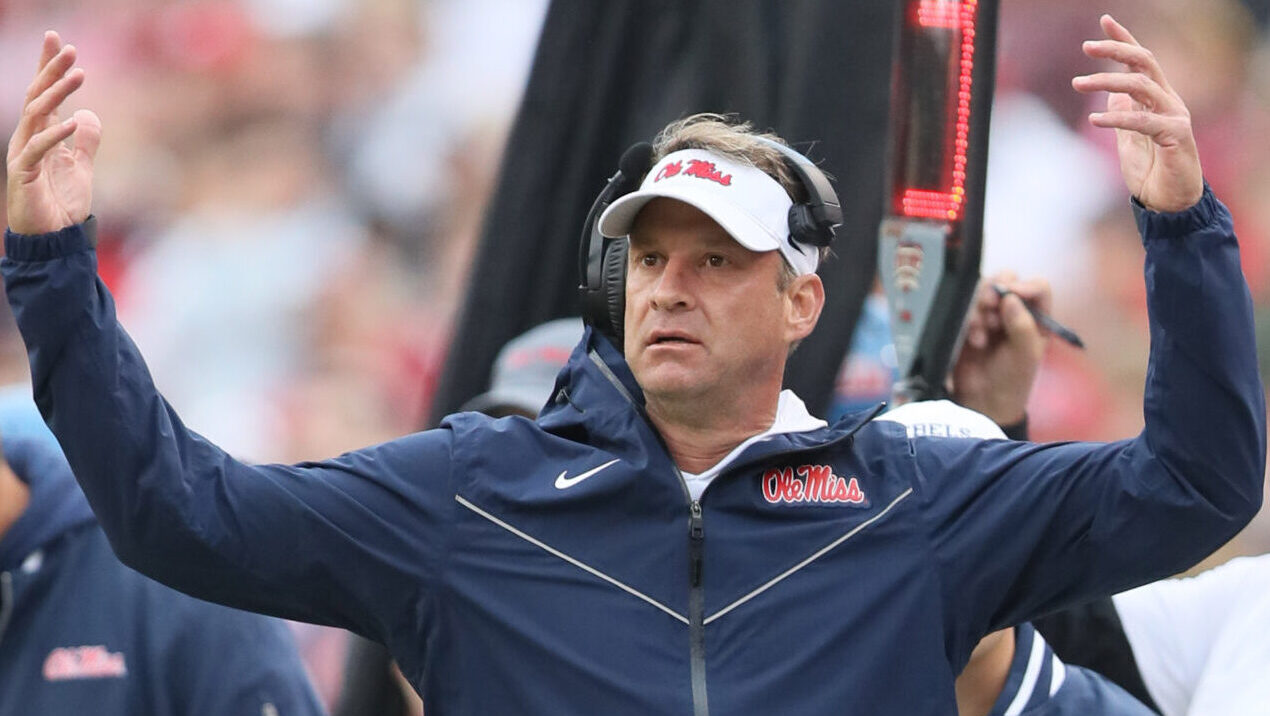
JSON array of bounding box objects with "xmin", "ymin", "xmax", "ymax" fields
[
  {"xmin": 1132, "ymin": 182, "xmax": 1220, "ymax": 242},
  {"xmin": 4, "ymin": 217, "xmax": 98, "ymax": 261}
]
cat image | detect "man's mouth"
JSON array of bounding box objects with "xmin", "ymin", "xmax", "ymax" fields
[{"xmin": 648, "ymin": 331, "xmax": 698, "ymax": 346}]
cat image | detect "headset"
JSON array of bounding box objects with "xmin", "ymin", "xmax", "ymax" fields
[{"xmin": 577, "ymin": 137, "xmax": 842, "ymax": 347}]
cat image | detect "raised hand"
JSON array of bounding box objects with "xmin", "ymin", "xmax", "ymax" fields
[
  {"xmin": 952, "ymin": 273, "xmax": 1051, "ymax": 427},
  {"xmin": 1073, "ymin": 15, "xmax": 1203, "ymax": 213},
  {"xmin": 6, "ymin": 31, "xmax": 102, "ymax": 235}
]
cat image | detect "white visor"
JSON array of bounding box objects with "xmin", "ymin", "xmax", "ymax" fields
[{"xmin": 597, "ymin": 149, "xmax": 819, "ymax": 276}]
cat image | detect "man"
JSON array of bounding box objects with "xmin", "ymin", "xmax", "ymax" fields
[
  {"xmin": 0, "ymin": 429, "xmax": 325, "ymax": 715},
  {"xmin": 2, "ymin": 15, "xmax": 1263, "ymax": 716}
]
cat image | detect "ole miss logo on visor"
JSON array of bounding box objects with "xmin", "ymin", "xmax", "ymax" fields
[
  {"xmin": 654, "ymin": 159, "xmax": 732, "ymax": 186},
  {"xmin": 762, "ymin": 465, "xmax": 870, "ymax": 507}
]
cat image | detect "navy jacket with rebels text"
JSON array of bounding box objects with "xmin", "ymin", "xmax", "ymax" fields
[
  {"xmin": 2, "ymin": 188, "xmax": 1263, "ymax": 715},
  {"xmin": 0, "ymin": 433, "xmax": 325, "ymax": 716},
  {"xmin": 987, "ymin": 624, "xmax": 1155, "ymax": 715}
]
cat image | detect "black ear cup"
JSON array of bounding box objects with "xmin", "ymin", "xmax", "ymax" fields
[
  {"xmin": 754, "ymin": 136, "xmax": 841, "ymax": 249},
  {"xmin": 599, "ymin": 239, "xmax": 629, "ymax": 346},
  {"xmin": 578, "ymin": 143, "xmax": 653, "ymax": 348},
  {"xmin": 788, "ymin": 204, "xmax": 835, "ymax": 249}
]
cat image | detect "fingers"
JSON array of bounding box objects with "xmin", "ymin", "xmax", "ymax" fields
[
  {"xmin": 12, "ymin": 42, "xmax": 82, "ymax": 154},
  {"xmin": 24, "ymin": 42, "xmax": 76, "ymax": 107},
  {"xmin": 1075, "ymin": 15, "xmax": 1178, "ymax": 115},
  {"xmin": 969, "ymin": 273, "xmax": 1053, "ymax": 347},
  {"xmin": 12, "ymin": 117, "xmax": 78, "ymax": 175},
  {"xmin": 1079, "ymin": 39, "xmax": 1166, "ymax": 83},
  {"xmin": 1004, "ymin": 277, "xmax": 1052, "ymax": 316},
  {"xmin": 1072, "ymin": 15, "xmax": 1194, "ymax": 155},
  {"xmin": 965, "ymin": 277, "xmax": 1006, "ymax": 349},
  {"xmin": 26, "ymin": 67, "xmax": 83, "ymax": 120},
  {"xmin": 1100, "ymin": 14, "xmax": 1140, "ymax": 46},
  {"xmin": 1072, "ymin": 72, "xmax": 1178, "ymax": 113},
  {"xmin": 998, "ymin": 293, "xmax": 1038, "ymax": 340},
  {"xmin": 36, "ymin": 31, "xmax": 62, "ymax": 74},
  {"xmin": 1091, "ymin": 110, "xmax": 1194, "ymax": 147},
  {"xmin": 991, "ymin": 276, "xmax": 1041, "ymax": 341},
  {"xmin": 14, "ymin": 68, "xmax": 84, "ymax": 153}
]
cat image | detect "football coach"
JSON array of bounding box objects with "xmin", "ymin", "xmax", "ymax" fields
[{"xmin": 3, "ymin": 14, "xmax": 1263, "ymax": 716}]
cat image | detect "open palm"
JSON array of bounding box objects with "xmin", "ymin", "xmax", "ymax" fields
[
  {"xmin": 1073, "ymin": 15, "xmax": 1202, "ymax": 213},
  {"xmin": 6, "ymin": 32, "xmax": 101, "ymax": 235}
]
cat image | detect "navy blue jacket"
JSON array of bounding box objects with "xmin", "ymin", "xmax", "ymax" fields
[
  {"xmin": 2, "ymin": 189, "xmax": 1263, "ymax": 715},
  {"xmin": 988, "ymin": 624, "xmax": 1154, "ymax": 716},
  {"xmin": 0, "ymin": 434, "xmax": 325, "ymax": 716}
]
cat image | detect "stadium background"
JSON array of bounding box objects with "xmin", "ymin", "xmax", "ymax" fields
[{"xmin": 2, "ymin": 0, "xmax": 1269, "ymax": 710}]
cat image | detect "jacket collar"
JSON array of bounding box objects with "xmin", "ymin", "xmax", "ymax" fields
[{"xmin": 535, "ymin": 327, "xmax": 883, "ymax": 470}]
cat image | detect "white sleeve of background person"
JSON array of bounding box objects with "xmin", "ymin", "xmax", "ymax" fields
[
  {"xmin": 1112, "ymin": 554, "xmax": 1270, "ymax": 716},
  {"xmin": 876, "ymin": 399, "xmax": 1007, "ymax": 440}
]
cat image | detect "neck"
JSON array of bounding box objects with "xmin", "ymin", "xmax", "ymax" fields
[
  {"xmin": 646, "ymin": 388, "xmax": 782, "ymax": 475},
  {"xmin": 0, "ymin": 463, "xmax": 30, "ymax": 540}
]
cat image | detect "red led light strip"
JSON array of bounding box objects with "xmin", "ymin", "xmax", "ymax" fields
[
  {"xmin": 902, "ymin": 0, "xmax": 978, "ymax": 221},
  {"xmin": 915, "ymin": 0, "xmax": 961, "ymax": 29}
]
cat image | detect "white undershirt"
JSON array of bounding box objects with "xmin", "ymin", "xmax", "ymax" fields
[{"xmin": 678, "ymin": 390, "xmax": 827, "ymax": 501}]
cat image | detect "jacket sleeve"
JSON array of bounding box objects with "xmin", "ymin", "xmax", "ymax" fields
[
  {"xmin": 1, "ymin": 219, "xmax": 455, "ymax": 643},
  {"xmin": 909, "ymin": 189, "xmax": 1266, "ymax": 666}
]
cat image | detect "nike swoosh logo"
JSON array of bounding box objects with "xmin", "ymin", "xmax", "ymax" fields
[{"xmin": 554, "ymin": 459, "xmax": 621, "ymax": 489}]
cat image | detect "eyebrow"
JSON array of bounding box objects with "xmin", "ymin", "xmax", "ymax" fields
[{"xmin": 627, "ymin": 229, "xmax": 738, "ymax": 252}]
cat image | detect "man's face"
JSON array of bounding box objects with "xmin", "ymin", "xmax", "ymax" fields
[{"xmin": 623, "ymin": 198, "xmax": 802, "ymax": 404}]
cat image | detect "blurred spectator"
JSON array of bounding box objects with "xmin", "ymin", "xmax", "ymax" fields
[
  {"xmin": 0, "ymin": 411, "xmax": 324, "ymax": 715},
  {"xmin": 462, "ymin": 317, "xmax": 583, "ymax": 417},
  {"xmin": 118, "ymin": 118, "xmax": 365, "ymax": 458}
]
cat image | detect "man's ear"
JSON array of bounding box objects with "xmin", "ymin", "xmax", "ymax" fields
[{"xmin": 784, "ymin": 273, "xmax": 825, "ymax": 344}]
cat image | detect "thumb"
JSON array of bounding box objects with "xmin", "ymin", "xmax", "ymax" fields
[
  {"xmin": 70, "ymin": 109, "xmax": 101, "ymax": 162},
  {"xmin": 1000, "ymin": 293, "xmax": 1038, "ymax": 339}
]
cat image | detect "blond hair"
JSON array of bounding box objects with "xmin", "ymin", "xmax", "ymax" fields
[{"xmin": 651, "ymin": 114, "xmax": 806, "ymax": 203}]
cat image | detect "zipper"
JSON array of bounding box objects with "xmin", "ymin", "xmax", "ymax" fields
[
  {"xmin": 677, "ymin": 404, "xmax": 883, "ymax": 716},
  {"xmin": 587, "ymin": 351, "xmax": 884, "ymax": 716},
  {"xmin": 688, "ymin": 499, "xmax": 708, "ymax": 716},
  {"xmin": 0, "ymin": 571, "xmax": 13, "ymax": 648}
]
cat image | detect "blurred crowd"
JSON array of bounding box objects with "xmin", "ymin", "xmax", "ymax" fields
[{"xmin": 2, "ymin": 0, "xmax": 1270, "ymax": 710}]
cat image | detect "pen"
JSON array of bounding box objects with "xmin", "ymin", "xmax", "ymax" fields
[{"xmin": 990, "ymin": 284, "xmax": 1085, "ymax": 350}]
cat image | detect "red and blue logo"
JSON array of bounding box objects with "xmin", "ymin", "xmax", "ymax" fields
[
  {"xmin": 762, "ymin": 465, "xmax": 869, "ymax": 506},
  {"xmin": 43, "ymin": 646, "xmax": 128, "ymax": 681},
  {"xmin": 654, "ymin": 159, "xmax": 733, "ymax": 186}
]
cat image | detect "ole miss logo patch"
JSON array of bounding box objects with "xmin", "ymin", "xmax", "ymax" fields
[
  {"xmin": 43, "ymin": 645, "xmax": 128, "ymax": 681},
  {"xmin": 762, "ymin": 465, "xmax": 870, "ymax": 507}
]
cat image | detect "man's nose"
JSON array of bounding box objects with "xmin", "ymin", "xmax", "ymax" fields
[{"xmin": 649, "ymin": 257, "xmax": 695, "ymax": 311}]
